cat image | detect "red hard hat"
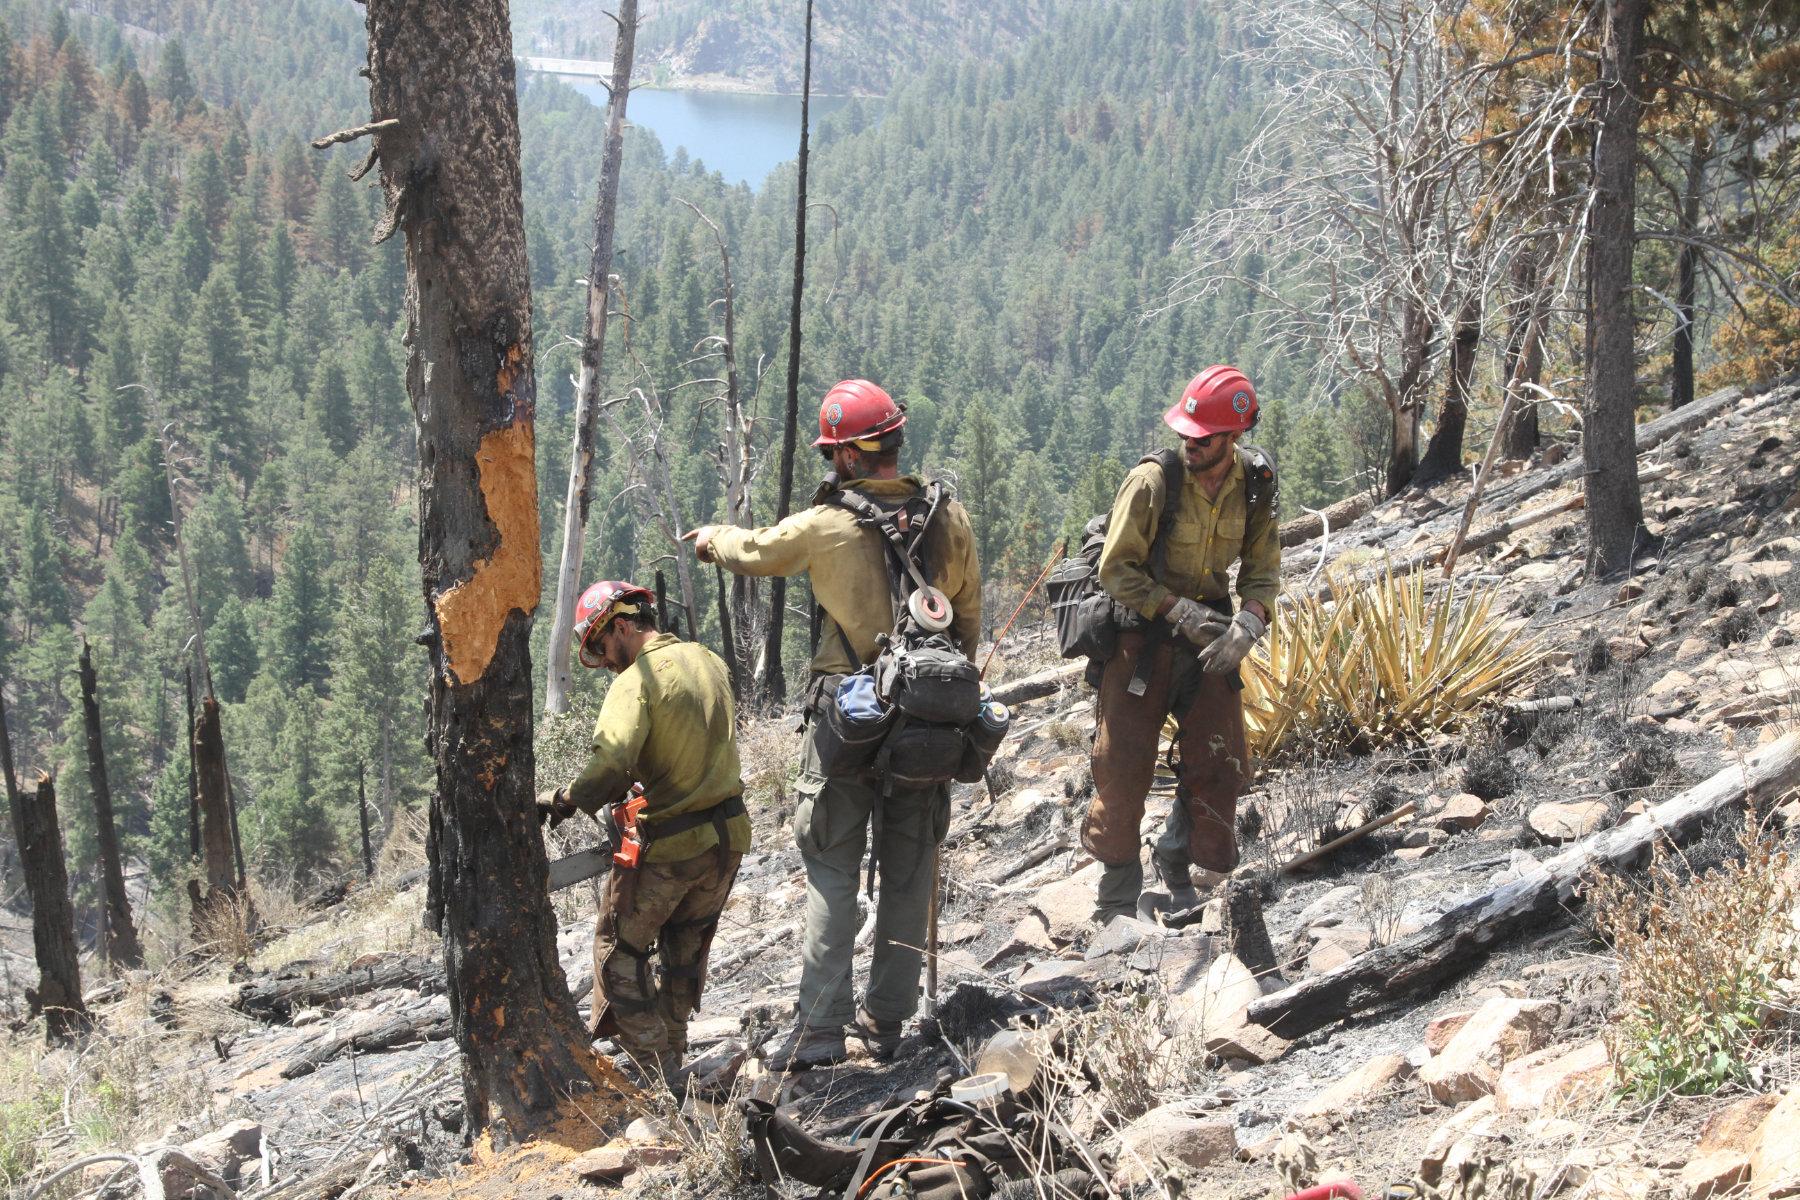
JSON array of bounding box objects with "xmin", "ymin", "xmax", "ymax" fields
[
  {"xmin": 1164, "ymin": 365, "xmax": 1258, "ymax": 438},
  {"xmin": 572, "ymin": 579, "xmax": 653, "ymax": 668},
  {"xmin": 813, "ymin": 379, "xmax": 906, "ymax": 448}
]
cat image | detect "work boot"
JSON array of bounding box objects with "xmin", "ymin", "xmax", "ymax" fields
[
  {"xmin": 1153, "ymin": 850, "xmax": 1201, "ymax": 911},
  {"xmin": 1093, "ymin": 860, "xmax": 1144, "ymax": 924},
  {"xmin": 846, "ymin": 1010, "xmax": 904, "ymax": 1061},
  {"xmin": 763, "ymin": 1022, "xmax": 847, "ymax": 1072}
]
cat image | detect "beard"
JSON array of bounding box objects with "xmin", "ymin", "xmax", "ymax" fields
[{"xmin": 1184, "ymin": 439, "xmax": 1233, "ymax": 473}]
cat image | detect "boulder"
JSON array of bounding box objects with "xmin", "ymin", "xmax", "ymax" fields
[
  {"xmin": 1201, "ymin": 1022, "xmax": 1292, "ymax": 1066},
  {"xmin": 1417, "ymin": 996, "xmax": 1561, "ymax": 1103},
  {"xmin": 1171, "ymin": 954, "xmax": 1264, "ymax": 1034},
  {"xmin": 1493, "ymin": 1038, "xmax": 1611, "ymax": 1114},
  {"xmin": 1295, "ymin": 1053, "xmax": 1414, "ymax": 1122},
  {"xmin": 1750, "ymin": 1089, "xmax": 1800, "ymax": 1198},
  {"xmin": 570, "ymin": 1144, "xmax": 635, "ymax": 1183},
  {"xmin": 1030, "ymin": 863, "xmax": 1105, "ymax": 944},
  {"xmin": 1436, "ymin": 794, "xmax": 1491, "ymax": 831},
  {"xmin": 1086, "ymin": 915, "xmax": 1160, "ymax": 960},
  {"xmin": 1423, "ymin": 1010, "xmax": 1474, "ymax": 1054},
  {"xmin": 1529, "ymin": 800, "xmax": 1612, "ymax": 843},
  {"xmin": 1307, "ymin": 927, "xmax": 1372, "ymax": 974},
  {"xmin": 1678, "ymin": 1152, "xmax": 1750, "ymax": 1200},
  {"xmin": 1113, "ymin": 1108, "xmax": 1237, "ymax": 1187},
  {"xmin": 1418, "ymin": 1096, "xmax": 1500, "ymax": 1186},
  {"xmin": 179, "ymin": 1120, "xmax": 263, "ymax": 1185},
  {"xmin": 1699, "ymin": 1093, "xmax": 1782, "ymax": 1156}
]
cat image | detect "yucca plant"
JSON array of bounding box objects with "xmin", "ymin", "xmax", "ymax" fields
[{"xmin": 1241, "ymin": 564, "xmax": 1545, "ymax": 760}]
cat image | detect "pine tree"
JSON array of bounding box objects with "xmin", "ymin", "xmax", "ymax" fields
[
  {"xmin": 307, "ymin": 360, "xmax": 354, "ymax": 453},
  {"xmin": 308, "ymin": 165, "xmax": 366, "ymax": 273},
  {"xmin": 210, "ymin": 595, "xmax": 257, "ymax": 703},
  {"xmin": 180, "ymin": 268, "xmax": 252, "ymax": 472},
  {"xmin": 155, "ymin": 40, "xmax": 195, "ymax": 116},
  {"xmin": 325, "ymin": 556, "xmax": 426, "ymax": 827},
  {"xmin": 265, "ymin": 522, "xmax": 335, "ymax": 692},
  {"xmin": 9, "ymin": 176, "xmax": 78, "ymax": 361},
  {"xmin": 265, "ymin": 221, "xmax": 297, "ymax": 313}
]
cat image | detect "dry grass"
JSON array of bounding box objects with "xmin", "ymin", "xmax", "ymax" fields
[
  {"xmin": 1589, "ymin": 822, "xmax": 1797, "ymax": 1100},
  {"xmin": 1242, "ymin": 565, "xmax": 1545, "ymax": 761}
]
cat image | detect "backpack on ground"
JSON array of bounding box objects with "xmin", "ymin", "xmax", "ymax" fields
[
  {"xmin": 811, "ymin": 481, "xmax": 1010, "ymax": 789},
  {"xmin": 1046, "ymin": 446, "xmax": 1276, "ymax": 669}
]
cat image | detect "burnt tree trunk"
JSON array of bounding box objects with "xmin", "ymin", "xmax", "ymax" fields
[
  {"xmin": 544, "ymin": 0, "xmax": 637, "ymax": 716},
  {"xmin": 1500, "ymin": 252, "xmax": 1546, "ymax": 460},
  {"xmin": 759, "ymin": 0, "xmax": 815, "ymax": 705},
  {"xmin": 1671, "ymin": 131, "xmax": 1709, "ymax": 409},
  {"xmin": 184, "ymin": 668, "xmax": 200, "ymax": 862},
  {"xmin": 1414, "ymin": 295, "xmax": 1481, "ymax": 489},
  {"xmin": 190, "ymin": 695, "xmax": 243, "ymax": 930},
  {"xmin": 0, "ymin": 688, "xmax": 20, "ymax": 897},
  {"xmin": 359, "ymin": 0, "xmax": 603, "ymax": 1134},
  {"xmin": 9, "ymin": 773, "xmax": 90, "ymax": 1042},
  {"xmin": 1583, "ymin": 0, "xmax": 1652, "ymax": 577},
  {"xmin": 359, "ymin": 763, "xmax": 374, "ymax": 880},
  {"xmin": 79, "ymin": 640, "xmax": 144, "ymax": 969}
]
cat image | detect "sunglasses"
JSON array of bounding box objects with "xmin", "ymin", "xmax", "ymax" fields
[{"xmin": 1183, "ymin": 432, "xmax": 1229, "ymax": 448}]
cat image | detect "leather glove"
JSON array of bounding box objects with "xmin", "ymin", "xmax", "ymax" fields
[
  {"xmin": 1167, "ymin": 597, "xmax": 1228, "ymax": 647},
  {"xmin": 1195, "ymin": 608, "xmax": 1267, "ymax": 675},
  {"xmin": 536, "ymin": 787, "xmax": 576, "ymax": 830}
]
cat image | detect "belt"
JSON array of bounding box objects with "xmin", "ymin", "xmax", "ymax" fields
[{"xmin": 639, "ymin": 795, "xmax": 746, "ymax": 871}]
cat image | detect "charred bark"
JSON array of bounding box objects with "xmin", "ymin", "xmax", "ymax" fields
[
  {"xmin": 191, "ymin": 696, "xmax": 240, "ymax": 927},
  {"xmin": 9, "ymin": 773, "xmax": 91, "ymax": 1042},
  {"xmin": 360, "ymin": 0, "xmax": 603, "ymax": 1134},
  {"xmin": 1671, "ymin": 132, "xmax": 1710, "ymax": 409},
  {"xmin": 544, "ymin": 0, "xmax": 637, "ymax": 716},
  {"xmin": 358, "ymin": 763, "xmax": 373, "ymax": 880},
  {"xmin": 1414, "ymin": 296, "xmax": 1480, "ymax": 489},
  {"xmin": 1583, "ymin": 0, "xmax": 1652, "ymax": 577},
  {"xmin": 79, "ymin": 640, "xmax": 144, "ymax": 969},
  {"xmin": 760, "ymin": 0, "xmax": 815, "ymax": 705},
  {"xmin": 1499, "ymin": 253, "xmax": 1546, "ymax": 460}
]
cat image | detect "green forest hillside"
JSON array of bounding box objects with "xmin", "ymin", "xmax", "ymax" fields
[{"xmin": 0, "ymin": 0, "xmax": 1326, "ymax": 903}]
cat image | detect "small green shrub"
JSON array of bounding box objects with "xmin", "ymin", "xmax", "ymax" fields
[{"xmin": 1591, "ymin": 826, "xmax": 1795, "ymax": 1101}]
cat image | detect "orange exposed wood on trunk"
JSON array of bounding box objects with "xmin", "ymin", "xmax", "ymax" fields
[{"xmin": 434, "ymin": 417, "xmax": 541, "ymax": 686}]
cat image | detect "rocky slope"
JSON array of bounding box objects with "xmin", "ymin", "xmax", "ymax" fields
[{"xmin": 5, "ymin": 381, "xmax": 1798, "ymax": 1199}]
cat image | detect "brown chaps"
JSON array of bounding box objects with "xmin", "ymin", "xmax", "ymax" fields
[{"xmin": 1083, "ymin": 629, "xmax": 1249, "ymax": 874}]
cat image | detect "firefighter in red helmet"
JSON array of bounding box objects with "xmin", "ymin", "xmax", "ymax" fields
[
  {"xmin": 686, "ymin": 379, "xmax": 982, "ymax": 1070},
  {"xmin": 538, "ymin": 579, "xmax": 749, "ymax": 1091},
  {"xmin": 1084, "ymin": 366, "xmax": 1281, "ymax": 922}
]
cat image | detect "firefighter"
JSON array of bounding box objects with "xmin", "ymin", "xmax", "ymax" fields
[
  {"xmin": 1085, "ymin": 366, "xmax": 1280, "ymax": 922},
  {"xmin": 537, "ymin": 579, "xmax": 750, "ymax": 1089},
  {"xmin": 685, "ymin": 379, "xmax": 981, "ymax": 1070}
]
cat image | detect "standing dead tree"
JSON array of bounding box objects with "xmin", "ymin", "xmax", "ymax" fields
[
  {"xmin": 78, "ymin": 640, "xmax": 144, "ymax": 969},
  {"xmin": 679, "ymin": 197, "xmax": 770, "ymax": 698},
  {"xmin": 760, "ymin": 0, "xmax": 815, "ymax": 703},
  {"xmin": 595, "ymin": 347, "xmax": 704, "ymax": 643},
  {"xmin": 1582, "ymin": 0, "xmax": 1652, "ymax": 577},
  {"xmin": 147, "ymin": 397, "xmax": 249, "ymax": 928},
  {"xmin": 8, "ymin": 771, "xmax": 90, "ymax": 1042},
  {"xmin": 1174, "ymin": 0, "xmax": 1497, "ymax": 497},
  {"xmin": 349, "ymin": 0, "xmax": 606, "ymax": 1133},
  {"xmin": 545, "ymin": 0, "xmax": 639, "ymax": 716}
]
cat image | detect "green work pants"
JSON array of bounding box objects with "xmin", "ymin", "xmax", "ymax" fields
[{"xmin": 792, "ymin": 722, "xmax": 950, "ymax": 1031}]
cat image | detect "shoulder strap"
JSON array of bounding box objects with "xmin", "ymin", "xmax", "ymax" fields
[
  {"xmin": 830, "ymin": 485, "xmax": 940, "ymax": 609},
  {"xmin": 1140, "ymin": 448, "xmax": 1185, "ymax": 583},
  {"xmin": 1239, "ymin": 445, "xmax": 1277, "ymax": 519}
]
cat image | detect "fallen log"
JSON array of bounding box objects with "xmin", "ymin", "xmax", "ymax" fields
[
  {"xmin": 280, "ymin": 1010, "xmax": 454, "ymax": 1078},
  {"xmin": 1280, "ymin": 491, "xmax": 1377, "ymax": 549},
  {"xmin": 990, "ymin": 663, "xmax": 1084, "ymax": 707},
  {"xmin": 234, "ymin": 953, "xmax": 444, "ymax": 1021},
  {"xmin": 1249, "ymin": 730, "xmax": 1800, "ymax": 1039}
]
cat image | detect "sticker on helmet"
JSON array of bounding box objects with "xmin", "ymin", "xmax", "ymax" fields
[
  {"xmin": 825, "ymin": 402, "xmax": 844, "ymax": 428},
  {"xmin": 1232, "ymin": 391, "xmax": 1251, "ymax": 414},
  {"xmin": 1184, "ymin": 398, "xmax": 1198, "ymax": 414}
]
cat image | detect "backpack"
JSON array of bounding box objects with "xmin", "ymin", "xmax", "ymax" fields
[
  {"xmin": 810, "ymin": 481, "xmax": 1010, "ymax": 789},
  {"xmin": 1046, "ymin": 446, "xmax": 1276, "ymax": 666}
]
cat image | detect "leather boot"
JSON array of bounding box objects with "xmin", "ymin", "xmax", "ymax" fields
[
  {"xmin": 1094, "ymin": 860, "xmax": 1143, "ymax": 924},
  {"xmin": 1153, "ymin": 849, "xmax": 1200, "ymax": 911}
]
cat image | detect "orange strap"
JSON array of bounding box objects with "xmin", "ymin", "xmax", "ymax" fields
[{"xmin": 855, "ymin": 1158, "xmax": 965, "ymax": 1199}]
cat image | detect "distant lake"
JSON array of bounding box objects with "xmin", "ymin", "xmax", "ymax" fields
[{"xmin": 569, "ymin": 84, "xmax": 857, "ymax": 189}]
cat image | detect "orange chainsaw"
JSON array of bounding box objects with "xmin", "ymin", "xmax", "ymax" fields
[{"xmin": 547, "ymin": 783, "xmax": 647, "ymax": 890}]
